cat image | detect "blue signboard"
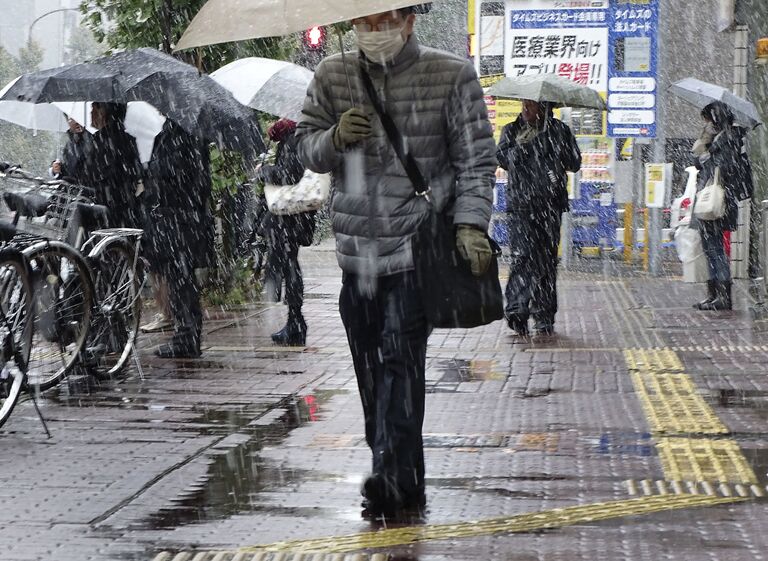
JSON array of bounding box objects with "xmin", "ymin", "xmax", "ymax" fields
[
  {"xmin": 504, "ymin": 0, "xmax": 659, "ymax": 138},
  {"xmin": 606, "ymin": 0, "xmax": 659, "ymax": 138}
]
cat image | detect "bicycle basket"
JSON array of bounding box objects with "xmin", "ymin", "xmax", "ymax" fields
[{"xmin": 14, "ymin": 183, "xmax": 96, "ymax": 242}]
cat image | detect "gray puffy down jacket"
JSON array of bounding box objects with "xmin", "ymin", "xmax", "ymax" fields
[{"xmin": 296, "ymin": 35, "xmax": 496, "ymax": 277}]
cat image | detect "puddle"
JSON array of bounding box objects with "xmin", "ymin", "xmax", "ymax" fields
[
  {"xmin": 435, "ymin": 359, "xmax": 506, "ymax": 384},
  {"xmin": 143, "ymin": 389, "xmax": 348, "ymax": 529}
]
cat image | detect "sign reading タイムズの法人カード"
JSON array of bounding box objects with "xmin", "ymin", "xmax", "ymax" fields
[
  {"xmin": 504, "ymin": 0, "xmax": 658, "ymax": 138},
  {"xmin": 606, "ymin": 0, "xmax": 659, "ymax": 138}
]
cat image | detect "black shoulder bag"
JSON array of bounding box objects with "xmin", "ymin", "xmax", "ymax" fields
[{"xmin": 359, "ymin": 68, "xmax": 504, "ymax": 329}]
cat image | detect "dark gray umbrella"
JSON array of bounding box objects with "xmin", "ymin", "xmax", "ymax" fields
[
  {"xmin": 94, "ymin": 48, "xmax": 265, "ymax": 156},
  {"xmin": 0, "ymin": 63, "xmax": 124, "ymax": 104}
]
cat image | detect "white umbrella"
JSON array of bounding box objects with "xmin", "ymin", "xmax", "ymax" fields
[
  {"xmin": 176, "ymin": 0, "xmax": 434, "ymax": 49},
  {"xmin": 669, "ymin": 78, "xmax": 763, "ymax": 129},
  {"xmin": 486, "ymin": 75, "xmax": 606, "ymax": 111},
  {"xmin": 0, "ymin": 77, "xmax": 165, "ymax": 163},
  {"xmin": 210, "ymin": 57, "xmax": 313, "ymax": 121}
]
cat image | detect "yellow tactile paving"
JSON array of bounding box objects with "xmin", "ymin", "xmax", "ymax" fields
[
  {"xmin": 625, "ymin": 349, "xmax": 685, "ymax": 373},
  {"xmin": 630, "ymin": 372, "xmax": 729, "ymax": 435},
  {"xmin": 656, "ymin": 438, "xmax": 758, "ymax": 485},
  {"xmin": 230, "ymin": 495, "xmax": 740, "ymax": 554},
  {"xmin": 624, "ymin": 348, "xmax": 756, "ymax": 487}
]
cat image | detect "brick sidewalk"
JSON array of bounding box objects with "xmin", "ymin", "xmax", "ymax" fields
[{"xmin": 1, "ymin": 244, "xmax": 767, "ymax": 561}]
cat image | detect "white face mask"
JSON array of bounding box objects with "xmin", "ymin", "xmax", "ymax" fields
[{"xmin": 355, "ymin": 26, "xmax": 406, "ymax": 64}]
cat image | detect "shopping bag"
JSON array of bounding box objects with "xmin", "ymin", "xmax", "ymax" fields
[
  {"xmin": 693, "ymin": 167, "xmax": 726, "ymax": 221},
  {"xmin": 264, "ymin": 169, "xmax": 330, "ymax": 216}
]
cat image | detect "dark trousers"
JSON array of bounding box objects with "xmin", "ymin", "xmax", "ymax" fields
[
  {"xmin": 505, "ymin": 209, "xmax": 562, "ymax": 327},
  {"xmin": 699, "ymin": 221, "xmax": 731, "ymax": 283},
  {"xmin": 164, "ymin": 251, "xmax": 202, "ymax": 350},
  {"xmin": 264, "ymin": 238, "xmax": 304, "ymax": 320},
  {"xmin": 339, "ymin": 272, "xmax": 430, "ymax": 498}
]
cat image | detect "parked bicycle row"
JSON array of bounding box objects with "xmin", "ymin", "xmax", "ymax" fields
[{"xmin": 0, "ymin": 161, "xmax": 145, "ymax": 431}]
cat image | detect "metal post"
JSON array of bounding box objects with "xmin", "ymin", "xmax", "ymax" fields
[{"xmin": 648, "ymin": 0, "xmax": 665, "ymax": 277}]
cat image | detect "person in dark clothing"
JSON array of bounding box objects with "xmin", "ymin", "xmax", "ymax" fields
[
  {"xmin": 83, "ymin": 102, "xmax": 143, "ymax": 229},
  {"xmin": 51, "ymin": 118, "xmax": 93, "ymax": 182},
  {"xmin": 692, "ymin": 101, "xmax": 753, "ymax": 311},
  {"xmin": 253, "ymin": 118, "xmax": 316, "ymax": 346},
  {"xmin": 496, "ymin": 100, "xmax": 581, "ymax": 337},
  {"xmin": 144, "ymin": 119, "xmax": 214, "ymax": 358}
]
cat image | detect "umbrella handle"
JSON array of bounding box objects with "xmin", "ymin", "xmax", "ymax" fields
[{"xmin": 337, "ymin": 28, "xmax": 357, "ymax": 107}]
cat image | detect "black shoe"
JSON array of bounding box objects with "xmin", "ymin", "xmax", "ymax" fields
[
  {"xmin": 532, "ymin": 317, "xmax": 554, "ymax": 336},
  {"xmin": 154, "ymin": 342, "xmax": 201, "ymax": 359},
  {"xmin": 361, "ymin": 474, "xmax": 426, "ymax": 515},
  {"xmin": 694, "ymin": 280, "xmax": 717, "ymax": 310},
  {"xmin": 506, "ymin": 315, "xmax": 529, "ymax": 336},
  {"xmin": 271, "ymin": 320, "xmax": 306, "ymax": 346},
  {"xmin": 699, "ymin": 281, "xmax": 732, "ymax": 311}
]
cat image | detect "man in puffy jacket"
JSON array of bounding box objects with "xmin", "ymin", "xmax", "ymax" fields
[
  {"xmin": 496, "ymin": 100, "xmax": 581, "ymax": 338},
  {"xmin": 296, "ymin": 4, "xmax": 496, "ymax": 516}
]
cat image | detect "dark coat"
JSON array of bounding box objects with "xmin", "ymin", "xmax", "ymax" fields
[
  {"xmin": 695, "ymin": 127, "xmax": 751, "ymax": 232},
  {"xmin": 81, "ymin": 119, "xmax": 143, "ymax": 228},
  {"xmin": 496, "ymin": 114, "xmax": 582, "ymax": 213},
  {"xmin": 256, "ymin": 133, "xmax": 316, "ymax": 248},
  {"xmin": 143, "ymin": 120, "xmax": 215, "ymax": 269},
  {"xmin": 59, "ymin": 129, "xmax": 94, "ymax": 183}
]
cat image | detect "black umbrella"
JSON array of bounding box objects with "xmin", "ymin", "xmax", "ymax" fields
[
  {"xmin": 1, "ymin": 63, "xmax": 124, "ymax": 104},
  {"xmin": 95, "ymin": 49, "xmax": 265, "ymax": 155}
]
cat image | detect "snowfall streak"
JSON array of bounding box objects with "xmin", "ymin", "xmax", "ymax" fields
[{"xmin": 624, "ymin": 349, "xmax": 758, "ymax": 485}]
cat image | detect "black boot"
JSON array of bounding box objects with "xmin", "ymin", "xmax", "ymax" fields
[
  {"xmin": 271, "ymin": 310, "xmax": 306, "ymax": 346},
  {"xmin": 506, "ymin": 314, "xmax": 529, "ymax": 337},
  {"xmin": 694, "ymin": 280, "xmax": 717, "ymax": 310},
  {"xmin": 700, "ymin": 281, "xmax": 732, "ymax": 311}
]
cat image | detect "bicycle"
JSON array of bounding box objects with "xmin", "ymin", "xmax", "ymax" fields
[
  {"xmin": 0, "ymin": 244, "xmax": 36, "ymax": 429},
  {"xmin": 1, "ymin": 166, "xmax": 144, "ymax": 389}
]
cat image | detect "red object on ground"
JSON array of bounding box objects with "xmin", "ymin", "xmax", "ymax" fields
[{"xmin": 724, "ymin": 230, "xmax": 731, "ymax": 257}]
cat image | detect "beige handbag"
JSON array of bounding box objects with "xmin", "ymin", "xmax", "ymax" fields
[
  {"xmin": 694, "ymin": 167, "xmax": 726, "ymax": 221},
  {"xmin": 263, "ymin": 169, "xmax": 330, "ymax": 216}
]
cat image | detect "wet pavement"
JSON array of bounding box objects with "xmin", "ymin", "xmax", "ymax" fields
[{"xmin": 1, "ymin": 242, "xmax": 768, "ymax": 560}]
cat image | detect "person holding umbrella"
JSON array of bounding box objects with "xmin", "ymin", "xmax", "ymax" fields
[
  {"xmin": 496, "ymin": 99, "xmax": 581, "ymax": 338},
  {"xmin": 691, "ymin": 101, "xmax": 753, "ymax": 311},
  {"xmin": 50, "ymin": 117, "xmax": 93, "ymax": 182},
  {"xmin": 297, "ymin": 4, "xmax": 496, "ymax": 516},
  {"xmin": 83, "ymin": 102, "xmax": 143, "ymax": 229}
]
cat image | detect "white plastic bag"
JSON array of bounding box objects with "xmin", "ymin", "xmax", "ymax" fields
[
  {"xmin": 674, "ymin": 225, "xmax": 709, "ymax": 283},
  {"xmin": 674, "ymin": 226, "xmax": 703, "ymax": 263}
]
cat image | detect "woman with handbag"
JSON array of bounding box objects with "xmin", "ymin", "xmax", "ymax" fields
[
  {"xmin": 253, "ymin": 118, "xmax": 316, "ymax": 346},
  {"xmin": 692, "ymin": 101, "xmax": 751, "ymax": 311}
]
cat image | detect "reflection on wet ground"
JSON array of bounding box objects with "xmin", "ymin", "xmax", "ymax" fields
[
  {"xmin": 144, "ymin": 390, "xmax": 347, "ymax": 529},
  {"xmin": 436, "ymin": 359, "xmax": 505, "ymax": 384}
]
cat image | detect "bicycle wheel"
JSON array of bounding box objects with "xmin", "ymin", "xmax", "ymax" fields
[
  {"xmin": 23, "ymin": 241, "xmax": 94, "ymax": 391},
  {"xmin": 85, "ymin": 239, "xmax": 142, "ymax": 378},
  {"xmin": 0, "ymin": 248, "xmax": 33, "ymax": 428}
]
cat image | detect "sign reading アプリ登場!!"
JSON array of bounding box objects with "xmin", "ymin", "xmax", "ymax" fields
[{"xmin": 504, "ymin": 0, "xmax": 659, "ymax": 138}]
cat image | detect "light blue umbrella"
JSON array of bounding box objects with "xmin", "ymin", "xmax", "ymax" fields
[{"xmin": 669, "ymin": 78, "xmax": 763, "ymax": 129}]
